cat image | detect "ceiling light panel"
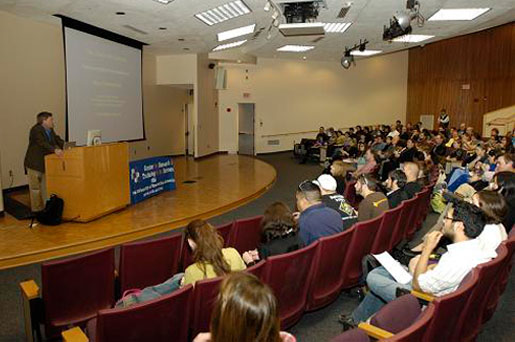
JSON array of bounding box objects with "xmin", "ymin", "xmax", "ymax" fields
[
  {"xmin": 277, "ymin": 45, "xmax": 315, "ymax": 52},
  {"xmin": 323, "ymin": 23, "xmax": 352, "ymax": 33},
  {"xmin": 428, "ymin": 8, "xmax": 490, "ymax": 21},
  {"xmin": 195, "ymin": 1, "xmax": 251, "ymax": 26},
  {"xmin": 212, "ymin": 39, "xmax": 247, "ymax": 51},
  {"xmin": 351, "ymin": 50, "xmax": 382, "ymax": 56},
  {"xmin": 217, "ymin": 24, "xmax": 256, "ymax": 42},
  {"xmin": 392, "ymin": 34, "xmax": 434, "ymax": 43}
]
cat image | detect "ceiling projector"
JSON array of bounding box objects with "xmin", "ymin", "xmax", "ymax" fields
[
  {"xmin": 383, "ymin": 0, "xmax": 424, "ymax": 41},
  {"xmin": 277, "ymin": 0, "xmax": 328, "ymax": 37}
]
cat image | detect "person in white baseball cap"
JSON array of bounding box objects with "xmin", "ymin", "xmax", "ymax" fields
[{"xmin": 313, "ymin": 174, "xmax": 358, "ymax": 230}]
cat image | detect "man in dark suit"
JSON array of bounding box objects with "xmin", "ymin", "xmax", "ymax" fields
[
  {"xmin": 24, "ymin": 112, "xmax": 64, "ymax": 212},
  {"xmin": 385, "ymin": 169, "xmax": 409, "ymax": 208}
]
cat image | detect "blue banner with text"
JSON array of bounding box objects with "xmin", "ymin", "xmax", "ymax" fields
[{"xmin": 129, "ymin": 156, "xmax": 176, "ymax": 204}]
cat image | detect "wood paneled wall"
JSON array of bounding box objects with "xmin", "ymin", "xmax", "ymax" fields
[{"xmin": 406, "ymin": 22, "xmax": 515, "ymax": 133}]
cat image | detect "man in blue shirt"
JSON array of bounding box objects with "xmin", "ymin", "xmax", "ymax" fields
[{"xmin": 295, "ymin": 180, "xmax": 343, "ymax": 245}]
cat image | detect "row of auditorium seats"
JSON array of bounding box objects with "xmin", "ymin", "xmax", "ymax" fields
[
  {"xmin": 333, "ymin": 229, "xmax": 514, "ymax": 342},
  {"xmin": 20, "ymin": 184, "xmax": 444, "ymax": 342}
]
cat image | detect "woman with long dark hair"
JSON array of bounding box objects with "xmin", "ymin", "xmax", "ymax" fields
[
  {"xmin": 242, "ymin": 202, "xmax": 303, "ymax": 265},
  {"xmin": 472, "ymin": 190, "xmax": 508, "ymax": 252},
  {"xmin": 194, "ymin": 272, "xmax": 296, "ymax": 342},
  {"xmin": 183, "ymin": 219, "xmax": 246, "ymax": 285},
  {"xmin": 492, "ymin": 172, "xmax": 515, "ymax": 232}
]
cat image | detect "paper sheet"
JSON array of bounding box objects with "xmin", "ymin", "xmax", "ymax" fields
[{"xmin": 372, "ymin": 251, "xmax": 413, "ymax": 285}]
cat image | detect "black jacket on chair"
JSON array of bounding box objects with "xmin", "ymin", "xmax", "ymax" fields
[{"xmin": 24, "ymin": 124, "xmax": 64, "ymax": 173}]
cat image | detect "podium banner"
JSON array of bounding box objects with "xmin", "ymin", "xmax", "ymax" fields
[{"xmin": 129, "ymin": 156, "xmax": 176, "ymax": 204}]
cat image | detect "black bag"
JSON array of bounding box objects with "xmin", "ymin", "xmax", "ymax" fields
[{"xmin": 34, "ymin": 194, "xmax": 64, "ymax": 226}]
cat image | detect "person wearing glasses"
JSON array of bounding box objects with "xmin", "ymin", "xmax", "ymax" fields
[
  {"xmin": 340, "ymin": 200, "xmax": 496, "ymax": 330},
  {"xmin": 294, "ymin": 180, "xmax": 343, "ymax": 246}
]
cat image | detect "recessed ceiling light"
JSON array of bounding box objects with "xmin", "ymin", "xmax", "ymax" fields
[
  {"xmin": 115, "ymin": 12, "xmax": 126, "ymax": 16},
  {"xmin": 195, "ymin": 1, "xmax": 251, "ymax": 26},
  {"xmin": 217, "ymin": 24, "xmax": 256, "ymax": 42},
  {"xmin": 153, "ymin": 0, "xmax": 174, "ymax": 4},
  {"xmin": 277, "ymin": 45, "xmax": 315, "ymax": 52},
  {"xmin": 212, "ymin": 39, "xmax": 247, "ymax": 51},
  {"xmin": 428, "ymin": 8, "xmax": 490, "ymax": 21},
  {"xmin": 392, "ymin": 34, "xmax": 434, "ymax": 43},
  {"xmin": 323, "ymin": 22, "xmax": 352, "ymax": 33},
  {"xmin": 350, "ymin": 50, "xmax": 382, "ymax": 56}
]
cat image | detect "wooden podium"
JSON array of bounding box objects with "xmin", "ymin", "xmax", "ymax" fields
[{"xmin": 45, "ymin": 143, "xmax": 130, "ymax": 222}]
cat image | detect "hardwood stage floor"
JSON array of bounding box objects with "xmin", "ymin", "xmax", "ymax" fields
[{"xmin": 0, "ymin": 154, "xmax": 276, "ymax": 270}]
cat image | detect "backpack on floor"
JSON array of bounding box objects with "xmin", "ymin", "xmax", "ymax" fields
[{"xmin": 35, "ymin": 194, "xmax": 64, "ymax": 226}]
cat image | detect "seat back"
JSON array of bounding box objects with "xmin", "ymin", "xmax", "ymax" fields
[
  {"xmin": 384, "ymin": 302, "xmax": 435, "ymax": 342},
  {"xmin": 307, "ymin": 228, "xmax": 355, "ymax": 310},
  {"xmin": 330, "ymin": 328, "xmax": 370, "ymax": 342},
  {"xmin": 404, "ymin": 194, "xmax": 423, "ymax": 239},
  {"xmin": 370, "ymin": 294, "xmax": 422, "ymax": 334},
  {"xmin": 42, "ymin": 248, "xmax": 115, "ymax": 338},
  {"xmin": 119, "ymin": 234, "xmax": 182, "ymax": 293},
  {"xmin": 371, "ymin": 205, "xmax": 403, "ymax": 254},
  {"xmin": 452, "ymin": 245, "xmax": 509, "ymax": 341},
  {"xmin": 190, "ymin": 276, "xmax": 224, "ymax": 337},
  {"xmin": 246, "ymin": 260, "xmax": 266, "ymax": 280},
  {"xmin": 262, "ymin": 241, "xmax": 318, "ymax": 329},
  {"xmin": 396, "ymin": 197, "xmax": 417, "ymax": 241},
  {"xmin": 341, "ymin": 215, "xmax": 382, "ymax": 288},
  {"xmin": 413, "ymin": 188, "xmax": 431, "ymax": 229},
  {"xmin": 344, "ymin": 180, "xmax": 358, "ymax": 208},
  {"xmin": 94, "ymin": 284, "xmax": 193, "ymax": 342},
  {"xmin": 388, "ymin": 202, "xmax": 406, "ymax": 250},
  {"xmin": 228, "ymin": 215, "xmax": 263, "ymax": 254},
  {"xmin": 216, "ymin": 221, "xmax": 234, "ymax": 247},
  {"xmin": 423, "ymin": 269, "xmax": 479, "ymax": 342}
]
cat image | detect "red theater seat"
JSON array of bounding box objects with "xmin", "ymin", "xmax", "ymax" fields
[
  {"xmin": 262, "ymin": 241, "xmax": 318, "ymax": 329},
  {"xmin": 227, "ymin": 215, "xmax": 263, "ymax": 254},
  {"xmin": 190, "ymin": 276, "xmax": 223, "ymax": 337},
  {"xmin": 87, "ymin": 284, "xmax": 192, "ymax": 342},
  {"xmin": 371, "ymin": 205, "xmax": 403, "ymax": 254},
  {"xmin": 42, "ymin": 248, "xmax": 115, "ymax": 339},
  {"xmin": 307, "ymin": 228, "xmax": 355, "ymax": 310},
  {"xmin": 119, "ymin": 234, "xmax": 182, "ymax": 293}
]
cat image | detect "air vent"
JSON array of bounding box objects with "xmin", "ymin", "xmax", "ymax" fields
[
  {"xmin": 337, "ymin": 5, "xmax": 351, "ymax": 18},
  {"xmin": 123, "ymin": 25, "xmax": 148, "ymax": 35},
  {"xmin": 312, "ymin": 36, "xmax": 325, "ymax": 43},
  {"xmin": 267, "ymin": 139, "xmax": 280, "ymax": 145}
]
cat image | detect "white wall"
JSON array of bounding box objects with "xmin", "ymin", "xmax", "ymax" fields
[
  {"xmin": 219, "ymin": 52, "xmax": 409, "ymax": 154},
  {"xmin": 0, "ymin": 10, "xmax": 188, "ymax": 189}
]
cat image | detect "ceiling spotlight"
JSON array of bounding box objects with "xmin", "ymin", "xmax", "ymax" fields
[
  {"xmin": 273, "ymin": 18, "xmax": 280, "ymax": 27},
  {"xmin": 264, "ymin": 1, "xmax": 272, "ymax": 12},
  {"xmin": 341, "ymin": 50, "xmax": 354, "ymax": 69},
  {"xmin": 383, "ymin": 0, "xmax": 425, "ymax": 41},
  {"xmin": 272, "ymin": 10, "xmax": 280, "ymax": 20}
]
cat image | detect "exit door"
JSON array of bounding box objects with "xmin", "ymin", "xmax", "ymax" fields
[{"xmin": 238, "ymin": 103, "xmax": 255, "ymax": 155}]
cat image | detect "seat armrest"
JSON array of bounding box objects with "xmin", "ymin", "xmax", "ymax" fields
[
  {"xmin": 411, "ymin": 289, "xmax": 435, "ymax": 302},
  {"xmin": 358, "ymin": 322, "xmax": 394, "ymax": 339},
  {"xmin": 20, "ymin": 280, "xmax": 39, "ymax": 300},
  {"xmin": 20, "ymin": 280, "xmax": 40, "ymax": 342},
  {"xmin": 62, "ymin": 327, "xmax": 89, "ymax": 342}
]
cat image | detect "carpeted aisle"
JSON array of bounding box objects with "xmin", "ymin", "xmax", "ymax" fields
[{"xmin": 0, "ymin": 152, "xmax": 512, "ymax": 341}]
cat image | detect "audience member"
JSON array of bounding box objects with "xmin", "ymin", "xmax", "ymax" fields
[
  {"xmin": 329, "ymin": 160, "xmax": 353, "ymax": 195},
  {"xmin": 472, "ymin": 191, "xmax": 508, "ymax": 253},
  {"xmin": 385, "ymin": 169, "xmax": 409, "ymax": 208},
  {"xmin": 438, "ymin": 109, "xmax": 450, "ymax": 128},
  {"xmin": 495, "ymin": 153, "xmax": 514, "ymax": 173},
  {"xmin": 340, "ymin": 200, "xmax": 495, "ymax": 328},
  {"xmin": 193, "ymin": 272, "xmax": 296, "ymax": 342},
  {"xmin": 492, "ymin": 172, "xmax": 515, "ymax": 231},
  {"xmin": 355, "ymin": 174, "xmax": 389, "ymax": 221},
  {"xmin": 403, "ymin": 162, "xmax": 422, "ymax": 198},
  {"xmin": 354, "ymin": 149, "xmax": 378, "ymax": 177},
  {"xmin": 295, "ymin": 181, "xmax": 343, "ymax": 245},
  {"xmin": 242, "ymin": 202, "xmax": 303, "ymax": 266},
  {"xmin": 183, "ymin": 219, "xmax": 246, "ymax": 286},
  {"xmin": 314, "ymin": 174, "xmax": 358, "ymax": 230}
]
